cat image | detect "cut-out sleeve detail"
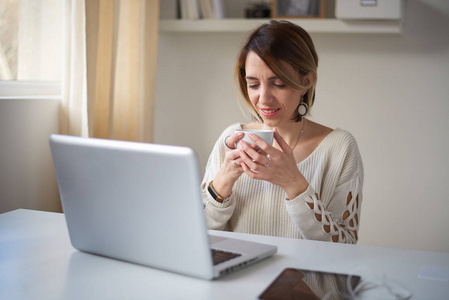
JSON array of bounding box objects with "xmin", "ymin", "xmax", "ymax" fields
[{"xmin": 285, "ymin": 174, "xmax": 362, "ymax": 244}]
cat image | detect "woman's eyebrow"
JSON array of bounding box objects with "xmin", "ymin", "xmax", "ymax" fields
[{"xmin": 245, "ymin": 76, "xmax": 279, "ymax": 80}]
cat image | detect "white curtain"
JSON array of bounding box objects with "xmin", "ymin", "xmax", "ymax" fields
[
  {"xmin": 61, "ymin": 0, "xmax": 88, "ymax": 137},
  {"xmin": 61, "ymin": 0, "xmax": 159, "ymax": 142}
]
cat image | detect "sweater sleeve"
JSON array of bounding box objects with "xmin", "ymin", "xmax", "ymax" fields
[
  {"xmin": 285, "ymin": 175, "xmax": 362, "ymax": 243},
  {"xmin": 201, "ymin": 124, "xmax": 241, "ymax": 230},
  {"xmin": 284, "ymin": 131, "xmax": 364, "ymax": 244}
]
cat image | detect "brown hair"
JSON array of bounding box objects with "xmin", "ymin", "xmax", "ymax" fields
[{"xmin": 235, "ymin": 20, "xmax": 318, "ymax": 122}]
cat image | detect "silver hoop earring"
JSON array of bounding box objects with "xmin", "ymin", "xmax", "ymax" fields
[{"xmin": 297, "ymin": 102, "xmax": 308, "ymax": 117}]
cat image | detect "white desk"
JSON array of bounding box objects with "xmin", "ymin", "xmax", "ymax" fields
[{"xmin": 1, "ymin": 209, "xmax": 448, "ymax": 300}]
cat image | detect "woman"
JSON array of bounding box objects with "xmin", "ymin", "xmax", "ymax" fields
[{"xmin": 201, "ymin": 20, "xmax": 364, "ymax": 244}]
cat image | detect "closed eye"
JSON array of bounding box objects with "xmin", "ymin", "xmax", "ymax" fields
[{"xmin": 248, "ymin": 83, "xmax": 259, "ymax": 89}]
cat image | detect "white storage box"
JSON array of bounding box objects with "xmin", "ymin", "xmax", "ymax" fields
[{"xmin": 335, "ymin": 0, "xmax": 402, "ymax": 20}]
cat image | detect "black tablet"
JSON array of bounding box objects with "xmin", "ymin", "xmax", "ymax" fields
[{"xmin": 258, "ymin": 268, "xmax": 362, "ymax": 300}]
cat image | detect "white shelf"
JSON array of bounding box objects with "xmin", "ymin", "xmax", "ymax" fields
[{"xmin": 159, "ymin": 18, "xmax": 402, "ymax": 34}]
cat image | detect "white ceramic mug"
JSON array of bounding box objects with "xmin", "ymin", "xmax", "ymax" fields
[{"xmin": 234, "ymin": 129, "xmax": 274, "ymax": 151}]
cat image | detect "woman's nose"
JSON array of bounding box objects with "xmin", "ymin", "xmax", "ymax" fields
[{"xmin": 259, "ymin": 85, "xmax": 273, "ymax": 104}]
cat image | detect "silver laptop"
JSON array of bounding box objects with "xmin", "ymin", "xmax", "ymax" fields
[{"xmin": 49, "ymin": 134, "xmax": 277, "ymax": 280}]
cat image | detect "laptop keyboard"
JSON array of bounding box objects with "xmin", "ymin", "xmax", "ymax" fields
[{"xmin": 211, "ymin": 249, "xmax": 242, "ymax": 265}]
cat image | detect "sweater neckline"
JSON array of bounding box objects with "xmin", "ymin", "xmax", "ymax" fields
[{"xmin": 297, "ymin": 128, "xmax": 340, "ymax": 166}]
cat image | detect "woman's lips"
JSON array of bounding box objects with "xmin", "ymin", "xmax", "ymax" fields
[{"xmin": 259, "ymin": 108, "xmax": 280, "ymax": 118}]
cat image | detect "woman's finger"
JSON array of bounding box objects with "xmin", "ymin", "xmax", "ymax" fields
[
  {"xmin": 233, "ymin": 157, "xmax": 243, "ymax": 167},
  {"xmin": 247, "ymin": 132, "xmax": 275, "ymax": 155},
  {"xmin": 240, "ymin": 153, "xmax": 263, "ymax": 177},
  {"xmin": 239, "ymin": 148, "xmax": 258, "ymax": 169},
  {"xmin": 273, "ymin": 128, "xmax": 293, "ymax": 155},
  {"xmin": 238, "ymin": 140, "xmax": 266, "ymax": 163},
  {"xmin": 225, "ymin": 132, "xmax": 244, "ymax": 149}
]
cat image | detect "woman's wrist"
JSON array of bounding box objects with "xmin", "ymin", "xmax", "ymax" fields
[
  {"xmin": 285, "ymin": 184, "xmax": 308, "ymax": 200},
  {"xmin": 208, "ymin": 180, "xmax": 232, "ymax": 203},
  {"xmin": 284, "ymin": 173, "xmax": 309, "ymax": 200},
  {"xmin": 210, "ymin": 174, "xmax": 234, "ymax": 201}
]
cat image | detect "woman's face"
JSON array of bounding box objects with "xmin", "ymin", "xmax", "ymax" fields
[{"xmin": 245, "ymin": 51, "xmax": 303, "ymax": 128}]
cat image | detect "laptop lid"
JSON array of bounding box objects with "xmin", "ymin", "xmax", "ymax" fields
[
  {"xmin": 50, "ymin": 135, "xmax": 214, "ymax": 279},
  {"xmin": 49, "ymin": 135, "xmax": 277, "ymax": 280}
]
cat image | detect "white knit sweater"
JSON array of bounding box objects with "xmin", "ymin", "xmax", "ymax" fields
[{"xmin": 201, "ymin": 123, "xmax": 364, "ymax": 244}]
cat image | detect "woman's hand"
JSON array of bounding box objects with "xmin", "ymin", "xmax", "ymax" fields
[
  {"xmin": 238, "ymin": 128, "xmax": 309, "ymax": 200},
  {"xmin": 211, "ymin": 132, "xmax": 246, "ymax": 200}
]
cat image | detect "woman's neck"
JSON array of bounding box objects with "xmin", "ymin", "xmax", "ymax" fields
[{"xmin": 265, "ymin": 118, "xmax": 306, "ymax": 149}]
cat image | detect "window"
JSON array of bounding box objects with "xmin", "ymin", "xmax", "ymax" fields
[{"xmin": 0, "ymin": 0, "xmax": 62, "ymax": 96}]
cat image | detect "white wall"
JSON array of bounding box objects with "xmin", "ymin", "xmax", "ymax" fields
[
  {"xmin": 155, "ymin": 0, "xmax": 449, "ymax": 253},
  {"xmin": 0, "ymin": 99, "xmax": 61, "ymax": 213}
]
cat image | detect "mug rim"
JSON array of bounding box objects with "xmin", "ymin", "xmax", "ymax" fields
[{"xmin": 235, "ymin": 129, "xmax": 273, "ymax": 133}]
